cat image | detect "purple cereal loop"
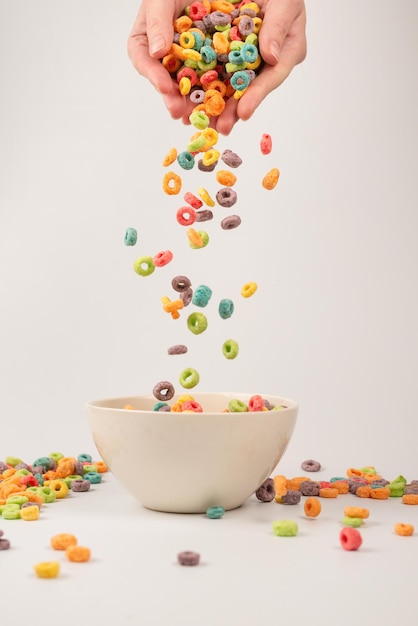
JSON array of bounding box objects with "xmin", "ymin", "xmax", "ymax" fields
[
  {"xmin": 263, "ymin": 399, "xmax": 273, "ymax": 410},
  {"xmin": 195, "ymin": 209, "xmax": 213, "ymax": 222},
  {"xmin": 167, "ymin": 344, "xmax": 188, "ymax": 355},
  {"xmin": 192, "ymin": 20, "xmax": 207, "ymax": 33},
  {"xmin": 238, "ymin": 15, "xmax": 254, "ymax": 36},
  {"xmin": 221, "ymin": 150, "xmax": 242, "ymax": 168},
  {"xmin": 21, "ymin": 501, "xmax": 41, "ymax": 509},
  {"xmin": 202, "ymin": 14, "xmax": 215, "ymax": 32},
  {"xmin": 405, "ymin": 484, "xmax": 418, "ymax": 494},
  {"xmin": 0, "ymin": 461, "xmax": 9, "ymax": 473},
  {"xmin": 177, "ymin": 551, "xmax": 200, "ymax": 566},
  {"xmin": 210, "ymin": 10, "xmax": 231, "ymax": 26},
  {"xmin": 280, "ymin": 490, "xmax": 301, "ymax": 505},
  {"xmin": 240, "ymin": 8, "xmax": 257, "ymax": 17},
  {"xmin": 74, "ymin": 461, "xmax": 84, "ymax": 476},
  {"xmin": 255, "ymin": 478, "xmax": 275, "ymax": 502},
  {"xmin": 300, "ymin": 459, "xmax": 321, "ymax": 472},
  {"xmin": 0, "ymin": 529, "xmax": 4, "ymax": 537},
  {"xmin": 299, "ymin": 481, "xmax": 321, "ymax": 496},
  {"xmin": 15, "ymin": 462, "xmax": 32, "ymax": 471},
  {"xmin": 158, "ymin": 404, "xmax": 172, "ymax": 412},
  {"xmin": 349, "ymin": 482, "xmax": 368, "ymax": 494},
  {"xmin": 217, "ymin": 53, "xmax": 229, "ymax": 64},
  {"xmin": 171, "ymin": 275, "xmax": 191, "ymax": 292},
  {"xmin": 216, "ymin": 188, "xmax": 237, "ymax": 208},
  {"xmin": 0, "ymin": 538, "xmax": 10, "ymax": 550},
  {"xmin": 180, "ymin": 287, "xmax": 193, "ymax": 307},
  {"xmin": 221, "ymin": 215, "xmax": 241, "ymax": 230},
  {"xmin": 190, "ymin": 89, "xmax": 205, "ymax": 104},
  {"xmin": 198, "ymin": 159, "xmax": 217, "ymax": 172},
  {"xmin": 71, "ymin": 479, "xmax": 91, "ymax": 492},
  {"xmin": 153, "ymin": 381, "xmax": 175, "ymax": 401}
]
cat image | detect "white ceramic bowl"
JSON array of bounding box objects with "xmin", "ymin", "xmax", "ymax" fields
[{"xmin": 85, "ymin": 392, "xmax": 298, "ymax": 513}]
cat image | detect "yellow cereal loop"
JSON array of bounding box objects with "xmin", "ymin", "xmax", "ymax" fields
[
  {"xmin": 179, "ymin": 76, "xmax": 192, "ymax": 95},
  {"xmin": 20, "ymin": 505, "xmax": 40, "ymax": 521},
  {"xmin": 202, "ymin": 149, "xmax": 220, "ymax": 166},
  {"xmin": 197, "ymin": 187, "xmax": 215, "ymax": 207},
  {"xmin": 262, "ymin": 167, "xmax": 280, "ymax": 190},
  {"xmin": 34, "ymin": 561, "xmax": 60, "ymax": 579},
  {"xmin": 241, "ymin": 281, "xmax": 258, "ymax": 298}
]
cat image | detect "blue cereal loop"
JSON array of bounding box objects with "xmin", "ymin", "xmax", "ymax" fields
[
  {"xmin": 230, "ymin": 70, "xmax": 251, "ymax": 91},
  {"xmin": 177, "ymin": 151, "xmax": 195, "ymax": 170},
  {"xmin": 241, "ymin": 42, "xmax": 258, "ymax": 63},
  {"xmin": 77, "ymin": 453, "xmax": 93, "ymax": 463},
  {"xmin": 206, "ymin": 505, "xmax": 225, "ymax": 519},
  {"xmin": 83, "ymin": 471, "xmax": 102, "ymax": 484},
  {"xmin": 124, "ymin": 227, "xmax": 138, "ymax": 246},
  {"xmin": 218, "ymin": 299, "xmax": 234, "ymax": 319},
  {"xmin": 192, "ymin": 284, "xmax": 212, "ymax": 307}
]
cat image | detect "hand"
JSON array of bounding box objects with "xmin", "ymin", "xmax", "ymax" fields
[{"xmin": 127, "ymin": 0, "xmax": 307, "ymax": 135}]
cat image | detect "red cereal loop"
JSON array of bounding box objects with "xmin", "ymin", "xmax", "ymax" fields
[
  {"xmin": 176, "ymin": 206, "xmax": 197, "ymax": 226},
  {"xmin": 260, "ymin": 133, "xmax": 272, "ymax": 155},
  {"xmin": 339, "ymin": 527, "xmax": 362, "ymax": 551}
]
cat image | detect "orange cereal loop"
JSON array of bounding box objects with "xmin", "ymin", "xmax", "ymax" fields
[
  {"xmin": 204, "ymin": 93, "xmax": 225, "ymax": 117},
  {"xmin": 346, "ymin": 467, "xmax": 364, "ymax": 478},
  {"xmin": 124, "ymin": 404, "xmax": 136, "ymax": 410},
  {"xmin": 206, "ymin": 79, "xmax": 227, "ymax": 97},
  {"xmin": 56, "ymin": 460, "xmax": 75, "ymax": 479},
  {"xmin": 332, "ymin": 481, "xmax": 349, "ymax": 494},
  {"xmin": 319, "ymin": 488, "xmax": 339, "ymax": 498},
  {"xmin": 186, "ymin": 228, "xmax": 203, "ymax": 247},
  {"xmin": 304, "ymin": 497, "xmax": 321, "ymax": 518},
  {"xmin": 169, "ymin": 43, "xmax": 188, "ymax": 61},
  {"xmin": 225, "ymin": 81, "xmax": 235, "ymax": 98},
  {"xmin": 216, "ymin": 170, "xmax": 237, "ymax": 187},
  {"xmin": 344, "ymin": 506, "xmax": 370, "ymax": 519},
  {"xmin": 2, "ymin": 468, "xmax": 17, "ymax": 479},
  {"xmin": 262, "ymin": 167, "xmax": 280, "ymax": 190},
  {"xmin": 370, "ymin": 487, "xmax": 390, "ymax": 500},
  {"xmin": 210, "ymin": 1, "xmax": 236, "ymax": 13},
  {"xmin": 51, "ymin": 533, "xmax": 78, "ymax": 551},
  {"xmin": 162, "ymin": 147, "xmax": 177, "ymax": 167},
  {"xmin": 163, "ymin": 171, "xmax": 182, "ymax": 195},
  {"xmin": 95, "ymin": 461, "xmax": 108, "ymax": 473},
  {"xmin": 286, "ymin": 477, "xmax": 310, "ymax": 491},
  {"xmin": 173, "ymin": 15, "xmax": 192, "ymax": 33},
  {"xmin": 402, "ymin": 494, "xmax": 418, "ymax": 505},
  {"xmin": 364, "ymin": 474, "xmax": 382, "ymax": 484},
  {"xmin": 356, "ymin": 485, "xmax": 372, "ymax": 498},
  {"xmin": 273, "ymin": 475, "xmax": 287, "ymax": 498},
  {"xmin": 66, "ymin": 545, "xmax": 91, "ymax": 563},
  {"xmin": 212, "ymin": 32, "xmax": 230, "ymax": 55},
  {"xmin": 42, "ymin": 470, "xmax": 58, "ymax": 481},
  {"xmin": 161, "ymin": 54, "xmax": 182, "ymax": 74},
  {"xmin": 394, "ymin": 523, "xmax": 414, "ymax": 536}
]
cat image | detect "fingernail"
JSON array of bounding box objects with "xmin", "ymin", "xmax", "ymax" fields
[
  {"xmin": 269, "ymin": 41, "xmax": 280, "ymax": 63},
  {"xmin": 150, "ymin": 35, "xmax": 166, "ymax": 56}
]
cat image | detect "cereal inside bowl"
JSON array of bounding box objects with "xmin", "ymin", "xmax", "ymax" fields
[{"xmin": 85, "ymin": 391, "xmax": 298, "ymax": 514}]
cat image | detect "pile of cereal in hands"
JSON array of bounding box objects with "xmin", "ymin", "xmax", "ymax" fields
[{"xmin": 126, "ymin": 2, "xmax": 280, "ymax": 413}]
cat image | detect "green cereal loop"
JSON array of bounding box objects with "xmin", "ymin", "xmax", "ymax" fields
[
  {"xmin": 83, "ymin": 471, "xmax": 102, "ymax": 484},
  {"xmin": 49, "ymin": 452, "xmax": 64, "ymax": 463},
  {"xmin": 179, "ymin": 367, "xmax": 200, "ymax": 389},
  {"xmin": 2, "ymin": 506, "xmax": 21, "ymax": 520},
  {"xmin": 197, "ymin": 59, "xmax": 217, "ymax": 72},
  {"xmin": 5, "ymin": 456, "xmax": 22, "ymax": 467},
  {"xmin": 222, "ymin": 339, "xmax": 239, "ymax": 360},
  {"xmin": 187, "ymin": 135, "xmax": 207, "ymax": 152},
  {"xmin": 189, "ymin": 111, "xmax": 209, "ymax": 130},
  {"xmin": 36, "ymin": 487, "xmax": 56, "ymax": 503},
  {"xmin": 83, "ymin": 464, "xmax": 98, "ymax": 474},
  {"xmin": 388, "ymin": 482, "xmax": 405, "ymax": 497},
  {"xmin": 230, "ymin": 40, "xmax": 245, "ymax": 51},
  {"xmin": 272, "ymin": 520, "xmax": 299, "ymax": 537},
  {"xmin": 228, "ymin": 399, "xmax": 248, "ymax": 413},
  {"xmin": 15, "ymin": 469, "xmax": 31, "ymax": 476},
  {"xmin": 245, "ymin": 33, "xmax": 258, "ymax": 46},
  {"xmin": 184, "ymin": 58, "xmax": 199, "ymax": 69},
  {"xmin": 391, "ymin": 474, "xmax": 407, "ymax": 485},
  {"xmin": 341, "ymin": 516, "xmax": 363, "ymax": 528},
  {"xmin": 187, "ymin": 312, "xmax": 208, "ymax": 335},
  {"xmin": 64, "ymin": 474, "xmax": 83, "ymax": 487},
  {"xmin": 133, "ymin": 256, "xmax": 155, "ymax": 277},
  {"xmin": 6, "ymin": 495, "xmax": 28, "ymax": 506},
  {"xmin": 189, "ymin": 231, "xmax": 209, "ymax": 249}
]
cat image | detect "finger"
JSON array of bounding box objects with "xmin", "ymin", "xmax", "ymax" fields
[
  {"xmin": 236, "ymin": 62, "xmax": 291, "ymax": 121},
  {"xmin": 259, "ymin": 0, "xmax": 306, "ymax": 65},
  {"xmin": 214, "ymin": 98, "xmax": 239, "ymax": 136}
]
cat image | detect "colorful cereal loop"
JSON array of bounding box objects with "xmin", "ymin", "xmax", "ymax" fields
[
  {"xmin": 262, "ymin": 167, "xmax": 280, "ymax": 190},
  {"xmin": 241, "ymin": 281, "xmax": 257, "ymax": 298},
  {"xmin": 163, "ymin": 171, "xmax": 182, "ymax": 195},
  {"xmin": 133, "ymin": 256, "xmax": 155, "ymax": 277}
]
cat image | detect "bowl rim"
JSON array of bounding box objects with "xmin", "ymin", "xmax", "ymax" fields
[{"xmin": 85, "ymin": 391, "xmax": 298, "ymax": 415}]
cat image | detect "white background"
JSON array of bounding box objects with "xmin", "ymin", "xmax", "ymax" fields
[{"xmin": 1, "ymin": 2, "xmax": 418, "ymax": 624}]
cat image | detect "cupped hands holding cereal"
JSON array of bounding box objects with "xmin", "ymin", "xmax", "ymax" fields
[{"xmin": 128, "ymin": 0, "xmax": 307, "ymax": 135}]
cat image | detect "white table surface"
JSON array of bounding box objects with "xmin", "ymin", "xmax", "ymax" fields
[{"xmin": 1, "ymin": 462, "xmax": 416, "ymax": 626}]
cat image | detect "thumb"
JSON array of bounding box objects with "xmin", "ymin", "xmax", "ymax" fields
[{"xmin": 145, "ymin": 0, "xmax": 176, "ymax": 57}]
